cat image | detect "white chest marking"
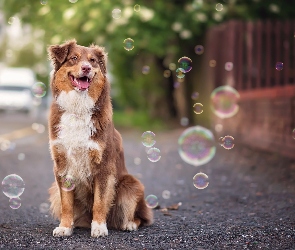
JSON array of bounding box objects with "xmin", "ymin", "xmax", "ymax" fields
[{"xmin": 50, "ymin": 90, "xmax": 101, "ymax": 181}]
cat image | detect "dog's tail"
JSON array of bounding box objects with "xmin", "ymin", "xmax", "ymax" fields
[
  {"xmin": 48, "ymin": 181, "xmax": 61, "ymax": 220},
  {"xmin": 136, "ymin": 196, "xmax": 154, "ymax": 227}
]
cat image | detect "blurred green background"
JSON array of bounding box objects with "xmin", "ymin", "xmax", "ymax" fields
[{"xmin": 1, "ymin": 0, "xmax": 294, "ymax": 130}]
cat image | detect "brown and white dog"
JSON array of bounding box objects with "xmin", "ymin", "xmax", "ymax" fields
[{"xmin": 47, "ymin": 39, "xmax": 153, "ymax": 237}]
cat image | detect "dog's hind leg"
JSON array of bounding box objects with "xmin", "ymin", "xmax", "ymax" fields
[{"xmin": 108, "ymin": 174, "xmax": 153, "ymax": 231}]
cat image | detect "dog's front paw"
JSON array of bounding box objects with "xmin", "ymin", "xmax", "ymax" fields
[
  {"xmin": 91, "ymin": 221, "xmax": 108, "ymax": 237},
  {"xmin": 53, "ymin": 227, "xmax": 73, "ymax": 237},
  {"xmin": 123, "ymin": 221, "xmax": 138, "ymax": 231}
]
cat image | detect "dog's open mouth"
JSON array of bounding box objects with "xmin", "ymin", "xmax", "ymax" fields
[{"xmin": 69, "ymin": 75, "xmax": 91, "ymax": 91}]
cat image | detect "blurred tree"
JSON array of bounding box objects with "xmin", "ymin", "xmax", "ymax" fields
[{"xmin": 2, "ymin": 0, "xmax": 295, "ymax": 127}]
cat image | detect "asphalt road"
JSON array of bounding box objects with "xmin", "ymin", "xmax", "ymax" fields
[{"xmin": 0, "ymin": 111, "xmax": 295, "ymax": 249}]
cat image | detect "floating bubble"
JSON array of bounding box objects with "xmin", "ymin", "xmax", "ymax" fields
[
  {"xmin": 123, "ymin": 38, "xmax": 134, "ymax": 51},
  {"xmin": 142, "ymin": 65, "xmax": 150, "ymax": 74},
  {"xmin": 220, "ymin": 135, "xmax": 235, "ymax": 150},
  {"xmin": 193, "ymin": 173, "xmax": 209, "ymax": 189},
  {"xmin": 211, "ymin": 86, "xmax": 240, "ymax": 119},
  {"xmin": 215, "ymin": 124, "xmax": 223, "ymax": 132},
  {"xmin": 39, "ymin": 203, "xmax": 50, "ymax": 213},
  {"xmin": 191, "ymin": 92, "xmax": 199, "ymax": 100},
  {"xmin": 193, "ymin": 103, "xmax": 203, "ymax": 114},
  {"xmin": 178, "ymin": 126, "xmax": 216, "ymax": 167},
  {"xmin": 61, "ymin": 175, "xmax": 75, "ymax": 191},
  {"xmin": 178, "ymin": 57, "xmax": 192, "ymax": 73},
  {"xmin": 8, "ymin": 17, "xmax": 16, "ymax": 25},
  {"xmin": 9, "ymin": 197, "xmax": 22, "ymax": 209},
  {"xmin": 18, "ymin": 153, "xmax": 25, "ymax": 161},
  {"xmin": 134, "ymin": 4, "xmax": 141, "ymax": 12},
  {"xmin": 0, "ymin": 139, "xmax": 12, "ymax": 151},
  {"xmin": 293, "ymin": 128, "xmax": 295, "ymax": 139},
  {"xmin": 112, "ymin": 8, "xmax": 121, "ymax": 19},
  {"xmin": 163, "ymin": 70, "xmax": 171, "ymax": 78},
  {"xmin": 174, "ymin": 81, "xmax": 181, "ymax": 88},
  {"xmin": 180, "ymin": 117, "xmax": 189, "ymax": 126},
  {"xmin": 147, "ymin": 147, "xmax": 161, "ymax": 162},
  {"xmin": 169, "ymin": 63, "xmax": 176, "ymax": 71},
  {"xmin": 2, "ymin": 174, "xmax": 25, "ymax": 198},
  {"xmin": 141, "ymin": 131, "xmax": 156, "ymax": 147},
  {"xmin": 216, "ymin": 3, "xmax": 223, "ymax": 11},
  {"xmin": 134, "ymin": 157, "xmax": 141, "ymax": 165},
  {"xmin": 209, "ymin": 60, "xmax": 216, "ymax": 67},
  {"xmin": 69, "ymin": 0, "xmax": 78, "ymax": 3},
  {"xmin": 276, "ymin": 62, "xmax": 283, "ymax": 71},
  {"xmin": 162, "ymin": 190, "xmax": 171, "ymax": 199},
  {"xmin": 218, "ymin": 137, "xmax": 224, "ymax": 146},
  {"xmin": 176, "ymin": 68, "xmax": 185, "ymax": 79},
  {"xmin": 31, "ymin": 82, "xmax": 46, "ymax": 98},
  {"xmin": 145, "ymin": 194, "xmax": 158, "ymax": 208},
  {"xmin": 40, "ymin": 0, "xmax": 48, "ymax": 5},
  {"xmin": 225, "ymin": 62, "xmax": 233, "ymax": 71},
  {"xmin": 195, "ymin": 45, "xmax": 204, "ymax": 55}
]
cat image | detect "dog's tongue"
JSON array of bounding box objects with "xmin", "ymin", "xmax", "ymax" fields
[{"xmin": 77, "ymin": 77, "xmax": 90, "ymax": 90}]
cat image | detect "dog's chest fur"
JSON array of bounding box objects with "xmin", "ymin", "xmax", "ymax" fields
[{"xmin": 51, "ymin": 90, "xmax": 100, "ymax": 182}]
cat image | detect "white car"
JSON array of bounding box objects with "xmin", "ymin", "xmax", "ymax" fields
[{"xmin": 0, "ymin": 68, "xmax": 36, "ymax": 113}]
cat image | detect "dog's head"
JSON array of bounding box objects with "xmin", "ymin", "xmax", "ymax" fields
[{"xmin": 48, "ymin": 39, "xmax": 107, "ymax": 96}]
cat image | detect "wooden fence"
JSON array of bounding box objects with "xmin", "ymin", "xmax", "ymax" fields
[{"xmin": 203, "ymin": 19, "xmax": 295, "ymax": 158}]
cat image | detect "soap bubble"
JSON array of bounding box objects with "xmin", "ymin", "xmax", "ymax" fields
[
  {"xmin": 220, "ymin": 135, "xmax": 235, "ymax": 150},
  {"xmin": 147, "ymin": 147, "xmax": 161, "ymax": 162},
  {"xmin": 163, "ymin": 70, "xmax": 171, "ymax": 78},
  {"xmin": 142, "ymin": 65, "xmax": 150, "ymax": 74},
  {"xmin": 8, "ymin": 17, "xmax": 16, "ymax": 25},
  {"xmin": 145, "ymin": 195, "xmax": 158, "ymax": 208},
  {"xmin": 40, "ymin": 0, "xmax": 48, "ymax": 5},
  {"xmin": 178, "ymin": 126, "xmax": 216, "ymax": 167},
  {"xmin": 61, "ymin": 175, "xmax": 75, "ymax": 191},
  {"xmin": 112, "ymin": 8, "xmax": 121, "ymax": 19},
  {"xmin": 276, "ymin": 62, "xmax": 283, "ymax": 71},
  {"xmin": 193, "ymin": 173, "xmax": 209, "ymax": 189},
  {"xmin": 9, "ymin": 197, "xmax": 22, "ymax": 209},
  {"xmin": 191, "ymin": 92, "xmax": 199, "ymax": 100},
  {"xmin": 18, "ymin": 153, "xmax": 25, "ymax": 161},
  {"xmin": 195, "ymin": 45, "xmax": 204, "ymax": 55},
  {"xmin": 141, "ymin": 131, "xmax": 156, "ymax": 147},
  {"xmin": 225, "ymin": 62, "xmax": 233, "ymax": 71},
  {"xmin": 176, "ymin": 68, "xmax": 185, "ymax": 79},
  {"xmin": 180, "ymin": 117, "xmax": 189, "ymax": 126},
  {"xmin": 209, "ymin": 60, "xmax": 216, "ymax": 67},
  {"xmin": 31, "ymin": 82, "xmax": 46, "ymax": 98},
  {"xmin": 169, "ymin": 63, "xmax": 176, "ymax": 71},
  {"xmin": 134, "ymin": 4, "xmax": 140, "ymax": 12},
  {"xmin": 210, "ymin": 85, "xmax": 240, "ymax": 119},
  {"xmin": 193, "ymin": 103, "xmax": 203, "ymax": 114},
  {"xmin": 39, "ymin": 203, "xmax": 50, "ymax": 213},
  {"xmin": 215, "ymin": 3, "xmax": 223, "ymax": 11},
  {"xmin": 2, "ymin": 174, "xmax": 25, "ymax": 198},
  {"xmin": 123, "ymin": 38, "xmax": 134, "ymax": 51},
  {"xmin": 162, "ymin": 190, "xmax": 171, "ymax": 199},
  {"xmin": 178, "ymin": 57, "xmax": 192, "ymax": 73}
]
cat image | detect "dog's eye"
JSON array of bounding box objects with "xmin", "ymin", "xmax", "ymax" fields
[
  {"xmin": 90, "ymin": 58, "xmax": 96, "ymax": 63},
  {"xmin": 71, "ymin": 56, "xmax": 78, "ymax": 61}
]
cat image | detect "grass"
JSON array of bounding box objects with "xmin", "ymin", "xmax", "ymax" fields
[{"xmin": 113, "ymin": 109, "xmax": 166, "ymax": 131}]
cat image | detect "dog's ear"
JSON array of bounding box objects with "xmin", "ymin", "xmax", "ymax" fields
[
  {"xmin": 48, "ymin": 39, "xmax": 77, "ymax": 71},
  {"xmin": 90, "ymin": 44, "xmax": 107, "ymax": 75}
]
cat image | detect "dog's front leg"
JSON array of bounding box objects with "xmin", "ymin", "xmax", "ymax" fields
[
  {"xmin": 91, "ymin": 174, "xmax": 116, "ymax": 237},
  {"xmin": 53, "ymin": 176, "xmax": 75, "ymax": 237}
]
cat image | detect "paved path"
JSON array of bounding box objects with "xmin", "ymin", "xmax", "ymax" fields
[{"xmin": 0, "ymin": 112, "xmax": 295, "ymax": 249}]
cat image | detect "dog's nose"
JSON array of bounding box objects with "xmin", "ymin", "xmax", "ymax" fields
[{"xmin": 81, "ymin": 64, "xmax": 91, "ymax": 73}]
